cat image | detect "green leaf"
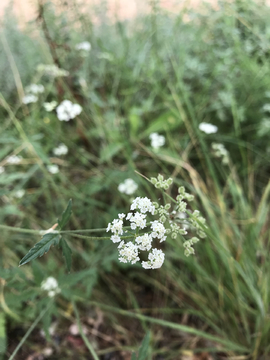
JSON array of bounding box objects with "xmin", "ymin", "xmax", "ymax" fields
[
  {"xmin": 19, "ymin": 233, "xmax": 60, "ymax": 266},
  {"xmin": 131, "ymin": 353, "xmax": 137, "ymax": 360},
  {"xmin": 58, "ymin": 199, "xmax": 72, "ymax": 230},
  {"xmin": 60, "ymin": 238, "xmax": 72, "ymax": 272},
  {"xmin": 137, "ymin": 331, "xmax": 150, "ymax": 360}
]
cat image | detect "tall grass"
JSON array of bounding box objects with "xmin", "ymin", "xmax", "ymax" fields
[{"xmin": 1, "ymin": 0, "xmax": 270, "ymax": 358}]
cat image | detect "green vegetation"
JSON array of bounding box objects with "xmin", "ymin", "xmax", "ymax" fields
[{"xmin": 1, "ymin": 0, "xmax": 270, "ymax": 358}]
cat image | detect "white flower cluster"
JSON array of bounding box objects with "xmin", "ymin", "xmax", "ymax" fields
[
  {"xmin": 44, "ymin": 101, "xmax": 58, "ymax": 112},
  {"xmin": 107, "ymin": 197, "xmax": 165, "ymax": 269},
  {"xmin": 76, "ymin": 41, "xmax": 91, "ymax": 51},
  {"xmin": 211, "ymin": 143, "xmax": 229, "ymax": 165},
  {"xmin": 199, "ymin": 122, "xmax": 218, "ymax": 134},
  {"xmin": 107, "ymin": 175, "xmax": 207, "ymax": 270},
  {"xmin": 149, "ymin": 132, "xmax": 165, "ymax": 150},
  {"xmin": 41, "ymin": 277, "xmax": 61, "ymax": 298},
  {"xmin": 6, "ymin": 155, "xmax": 22, "ymax": 164},
  {"xmin": 22, "ymin": 84, "xmax": 44, "ymax": 104},
  {"xmin": 53, "ymin": 143, "xmax": 68, "ymax": 156},
  {"xmin": 37, "ymin": 64, "xmax": 69, "ymax": 77},
  {"xmin": 118, "ymin": 178, "xmax": 138, "ymax": 195},
  {"xmin": 47, "ymin": 165, "xmax": 59, "ymax": 174},
  {"xmin": 56, "ymin": 100, "xmax": 82, "ymax": 121}
]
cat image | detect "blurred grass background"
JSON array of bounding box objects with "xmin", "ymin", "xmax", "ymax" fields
[{"xmin": 1, "ymin": 0, "xmax": 270, "ymax": 359}]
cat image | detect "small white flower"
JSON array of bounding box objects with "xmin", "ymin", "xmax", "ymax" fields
[
  {"xmin": 118, "ymin": 178, "xmax": 138, "ymax": 195},
  {"xmin": 150, "ymin": 220, "xmax": 167, "ymax": 242},
  {"xmin": 43, "ymin": 101, "xmax": 58, "ymax": 112},
  {"xmin": 135, "ymin": 233, "xmax": 152, "ymax": 251},
  {"xmin": 130, "ymin": 197, "xmax": 155, "ymax": 215},
  {"xmin": 262, "ymin": 103, "xmax": 270, "ymax": 112},
  {"xmin": 53, "ymin": 143, "xmax": 68, "ymax": 156},
  {"xmin": 37, "ymin": 64, "xmax": 69, "ymax": 77},
  {"xmin": 199, "ymin": 122, "xmax": 218, "ymax": 134},
  {"xmin": 22, "ymin": 94, "xmax": 38, "ymax": 104},
  {"xmin": 25, "ymin": 84, "xmax": 44, "ymax": 94},
  {"xmin": 128, "ymin": 212, "xmax": 147, "ymax": 230},
  {"xmin": 107, "ymin": 218, "xmax": 124, "ymax": 242},
  {"xmin": 149, "ymin": 132, "xmax": 165, "ymax": 150},
  {"xmin": 14, "ymin": 189, "xmax": 25, "ymax": 198},
  {"xmin": 142, "ymin": 248, "xmax": 165, "ymax": 269},
  {"xmin": 0, "ymin": 166, "xmax": 5, "ymax": 174},
  {"xmin": 41, "ymin": 277, "xmax": 61, "ymax": 298},
  {"xmin": 118, "ymin": 241, "xmax": 140, "ymax": 264},
  {"xmin": 47, "ymin": 165, "xmax": 59, "ymax": 174},
  {"xmin": 76, "ymin": 41, "xmax": 91, "ymax": 51},
  {"xmin": 56, "ymin": 100, "xmax": 82, "ymax": 121},
  {"xmin": 211, "ymin": 143, "xmax": 229, "ymax": 164},
  {"xmin": 6, "ymin": 155, "xmax": 22, "ymax": 164}
]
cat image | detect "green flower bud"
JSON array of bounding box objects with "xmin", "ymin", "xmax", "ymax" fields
[
  {"xmin": 178, "ymin": 186, "xmax": 185, "ymax": 195},
  {"xmin": 153, "ymin": 202, "xmax": 159, "ymax": 208},
  {"xmin": 167, "ymin": 178, "xmax": 173, "ymax": 185},
  {"xmin": 157, "ymin": 174, "xmax": 164, "ymax": 181},
  {"xmin": 151, "ymin": 177, "xmax": 157, "ymax": 184},
  {"xmin": 164, "ymin": 203, "xmax": 171, "ymax": 210},
  {"xmin": 159, "ymin": 215, "xmax": 166, "ymax": 223},
  {"xmin": 164, "ymin": 184, "xmax": 169, "ymax": 190},
  {"xmin": 171, "ymin": 232, "xmax": 177, "ymax": 239}
]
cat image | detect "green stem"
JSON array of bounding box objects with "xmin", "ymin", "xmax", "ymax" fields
[
  {"xmin": 8, "ymin": 301, "xmax": 52, "ymax": 360},
  {"xmin": 72, "ymin": 300, "xmax": 99, "ymax": 360}
]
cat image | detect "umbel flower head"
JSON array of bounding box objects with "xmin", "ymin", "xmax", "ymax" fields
[
  {"xmin": 41, "ymin": 277, "xmax": 61, "ymax": 298},
  {"xmin": 118, "ymin": 178, "xmax": 138, "ymax": 195},
  {"xmin": 199, "ymin": 122, "xmax": 218, "ymax": 134},
  {"xmin": 56, "ymin": 100, "xmax": 82, "ymax": 121},
  {"xmin": 107, "ymin": 176, "xmax": 207, "ymax": 270}
]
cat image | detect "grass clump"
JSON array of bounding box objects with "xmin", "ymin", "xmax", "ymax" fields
[{"xmin": 1, "ymin": 0, "xmax": 270, "ymax": 359}]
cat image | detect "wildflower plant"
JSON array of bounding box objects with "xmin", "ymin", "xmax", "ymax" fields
[
  {"xmin": 107, "ymin": 174, "xmax": 207, "ymax": 269},
  {"xmin": 18, "ymin": 175, "xmax": 207, "ymax": 272}
]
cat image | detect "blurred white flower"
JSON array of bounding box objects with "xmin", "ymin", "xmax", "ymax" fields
[
  {"xmin": 149, "ymin": 133, "xmax": 165, "ymax": 150},
  {"xmin": 56, "ymin": 100, "xmax": 82, "ymax": 121},
  {"xmin": 37, "ymin": 64, "xmax": 69, "ymax": 77},
  {"xmin": 22, "ymin": 94, "xmax": 38, "ymax": 104},
  {"xmin": 212, "ymin": 143, "xmax": 229, "ymax": 164},
  {"xmin": 53, "ymin": 143, "xmax": 68, "ymax": 156},
  {"xmin": 262, "ymin": 104, "xmax": 270, "ymax": 112},
  {"xmin": 118, "ymin": 178, "xmax": 138, "ymax": 195},
  {"xmin": 6, "ymin": 155, "xmax": 22, "ymax": 164},
  {"xmin": 0, "ymin": 166, "xmax": 5, "ymax": 174},
  {"xmin": 43, "ymin": 101, "xmax": 58, "ymax": 112},
  {"xmin": 142, "ymin": 248, "xmax": 165, "ymax": 269},
  {"xmin": 41, "ymin": 277, "xmax": 61, "ymax": 298},
  {"xmin": 47, "ymin": 165, "xmax": 59, "ymax": 174},
  {"xmin": 199, "ymin": 122, "xmax": 218, "ymax": 134},
  {"xmin": 26, "ymin": 84, "xmax": 44, "ymax": 94},
  {"xmin": 14, "ymin": 189, "xmax": 25, "ymax": 198},
  {"xmin": 76, "ymin": 41, "xmax": 91, "ymax": 51}
]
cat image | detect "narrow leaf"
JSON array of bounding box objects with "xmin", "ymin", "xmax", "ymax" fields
[
  {"xmin": 58, "ymin": 199, "xmax": 72, "ymax": 230},
  {"xmin": 60, "ymin": 238, "xmax": 72, "ymax": 272},
  {"xmin": 137, "ymin": 331, "xmax": 150, "ymax": 360},
  {"xmin": 19, "ymin": 233, "xmax": 60, "ymax": 266}
]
